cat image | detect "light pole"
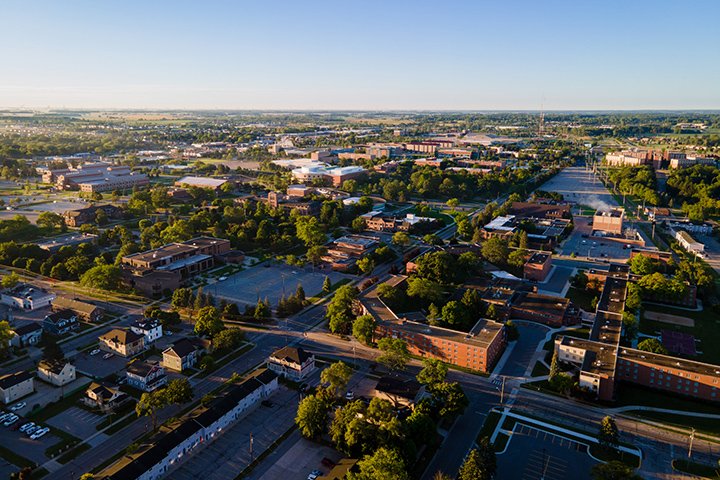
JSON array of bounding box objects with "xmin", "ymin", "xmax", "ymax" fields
[{"xmin": 688, "ymin": 427, "xmax": 695, "ymax": 458}]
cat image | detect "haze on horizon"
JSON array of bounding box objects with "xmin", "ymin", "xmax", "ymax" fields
[{"xmin": 1, "ymin": 0, "xmax": 719, "ymax": 111}]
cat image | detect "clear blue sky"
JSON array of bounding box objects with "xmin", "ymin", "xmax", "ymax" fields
[{"xmin": 1, "ymin": 0, "xmax": 719, "ymax": 110}]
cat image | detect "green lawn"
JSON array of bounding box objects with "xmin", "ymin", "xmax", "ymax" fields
[
  {"xmin": 566, "ymin": 287, "xmax": 598, "ymax": 312},
  {"xmin": 640, "ymin": 305, "xmax": 720, "ymax": 364},
  {"xmin": 531, "ymin": 361, "xmax": 550, "ymax": 377},
  {"xmin": 589, "ymin": 444, "xmax": 641, "ymax": 468},
  {"xmin": 672, "ymin": 459, "xmax": 720, "ymax": 479},
  {"xmin": 626, "ymin": 410, "xmax": 720, "ymax": 437}
]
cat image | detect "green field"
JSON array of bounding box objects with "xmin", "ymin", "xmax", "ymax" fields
[{"xmin": 640, "ymin": 305, "xmax": 720, "ymax": 364}]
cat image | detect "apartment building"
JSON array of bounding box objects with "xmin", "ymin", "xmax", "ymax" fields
[{"xmin": 0, "ymin": 372, "xmax": 34, "ymax": 404}]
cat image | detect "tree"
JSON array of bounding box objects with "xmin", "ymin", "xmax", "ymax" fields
[
  {"xmin": 417, "ymin": 358, "xmax": 448, "ymax": 390},
  {"xmin": 356, "ymin": 256, "xmax": 375, "ymax": 275},
  {"xmin": 1, "ymin": 272, "xmax": 20, "ymax": 289},
  {"xmin": 406, "ymin": 277, "xmax": 444, "ymax": 304},
  {"xmin": 433, "ymin": 381, "xmax": 469, "ymax": 418},
  {"xmin": 80, "ymin": 265, "xmax": 123, "ymax": 291},
  {"xmin": 306, "ymin": 245, "xmax": 328, "ymax": 265},
  {"xmin": 458, "ymin": 442, "xmax": 496, "ymax": 480},
  {"xmin": 441, "ymin": 300, "xmax": 469, "ymax": 329},
  {"xmin": 254, "ymin": 298, "xmax": 271, "ymax": 320},
  {"xmin": 42, "ymin": 335, "xmax": 64, "ymax": 361},
  {"xmin": 212, "ymin": 328, "xmax": 244, "ymax": 351},
  {"xmin": 327, "ymin": 285, "xmax": 359, "ymax": 334},
  {"xmin": 37, "ymin": 211, "xmax": 66, "ymax": 232},
  {"xmin": 376, "ymin": 338, "xmax": 409, "ymax": 372},
  {"xmin": 598, "ymin": 416, "xmax": 620, "ymax": 450},
  {"xmin": 136, "ymin": 390, "xmax": 166, "ymax": 431},
  {"xmin": 295, "ymin": 394, "xmax": 328, "ymax": 439},
  {"xmin": 591, "ymin": 461, "xmax": 643, "ymax": 480},
  {"xmin": 628, "ymin": 254, "xmax": 659, "ymax": 276},
  {"xmin": 446, "ymin": 198, "xmax": 460, "ymax": 211},
  {"xmin": 392, "ymin": 231, "xmax": 411, "ymax": 247},
  {"xmin": 0, "ymin": 321, "xmax": 14, "ymax": 358},
  {"xmin": 164, "ymin": 378, "xmax": 194, "ymax": 404},
  {"xmin": 549, "ymin": 350, "xmax": 560, "ymax": 380},
  {"xmin": 505, "ymin": 320, "xmax": 519, "ymax": 341},
  {"xmin": 351, "ymin": 216, "xmax": 367, "ymax": 233},
  {"xmin": 636, "ymin": 338, "xmax": 668, "ymax": 355},
  {"xmin": 322, "ymin": 275, "xmax": 332, "ymax": 294},
  {"xmin": 507, "ymin": 248, "xmax": 528, "ymax": 270},
  {"xmin": 353, "ymin": 314, "xmax": 376, "ymax": 345},
  {"xmin": 171, "ymin": 287, "xmax": 193, "ymax": 309},
  {"xmin": 296, "ymin": 216, "xmax": 326, "ymax": 247},
  {"xmin": 79, "ymin": 474, "xmax": 95, "ymax": 480},
  {"xmin": 481, "ymin": 237, "xmax": 509, "ymax": 265},
  {"xmin": 194, "ymin": 306, "xmax": 224, "ymax": 336},
  {"xmin": 348, "ymin": 447, "xmax": 408, "ymax": 480},
  {"xmin": 321, "ymin": 361, "xmax": 353, "ymax": 396}
]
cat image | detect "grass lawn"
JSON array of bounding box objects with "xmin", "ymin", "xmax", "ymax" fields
[
  {"xmin": 589, "ymin": 445, "xmax": 641, "ymax": 468},
  {"xmin": 566, "ymin": 287, "xmax": 598, "ymax": 312},
  {"xmin": 673, "ymin": 459, "xmax": 720, "ymax": 479},
  {"xmin": 615, "ymin": 383, "xmax": 720, "ymax": 414},
  {"xmin": 477, "ymin": 411, "xmax": 502, "ymax": 442},
  {"xmin": 197, "ymin": 342, "xmax": 255, "ymax": 378},
  {"xmin": 640, "ymin": 305, "xmax": 720, "ymax": 364},
  {"xmin": 626, "ymin": 410, "xmax": 720, "ymax": 437},
  {"xmin": 531, "ymin": 361, "xmax": 550, "ymax": 377},
  {"xmin": 56, "ymin": 442, "xmax": 91, "ymax": 464}
]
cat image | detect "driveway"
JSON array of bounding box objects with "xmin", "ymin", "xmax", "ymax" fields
[{"xmin": 498, "ymin": 323, "xmax": 549, "ymax": 378}]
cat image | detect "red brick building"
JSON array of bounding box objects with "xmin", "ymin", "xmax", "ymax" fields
[{"xmin": 524, "ymin": 252, "xmax": 552, "ymax": 282}]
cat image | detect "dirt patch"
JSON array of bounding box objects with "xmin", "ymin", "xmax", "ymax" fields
[{"xmin": 645, "ymin": 311, "xmax": 695, "ymax": 327}]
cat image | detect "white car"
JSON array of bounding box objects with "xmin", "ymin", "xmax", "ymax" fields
[
  {"xmin": 25, "ymin": 425, "xmax": 40, "ymax": 435},
  {"xmin": 218, "ymin": 276, "xmax": 227, "ymax": 281},
  {"xmin": 4, "ymin": 415, "xmax": 18, "ymax": 426},
  {"xmin": 31, "ymin": 427, "xmax": 49, "ymax": 440},
  {"xmin": 10, "ymin": 402, "xmax": 26, "ymax": 411},
  {"xmin": 19, "ymin": 422, "xmax": 35, "ymax": 433},
  {"xmin": 345, "ymin": 391, "xmax": 354, "ymax": 400},
  {"xmin": 89, "ymin": 349, "xmax": 101, "ymax": 356},
  {"xmin": 102, "ymin": 353, "xmax": 113, "ymax": 360},
  {"xmin": 0, "ymin": 412, "xmax": 10, "ymax": 422}
]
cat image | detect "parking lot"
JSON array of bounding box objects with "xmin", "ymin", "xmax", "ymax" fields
[
  {"xmin": 209, "ymin": 263, "xmax": 353, "ymax": 307},
  {"xmin": 74, "ymin": 350, "xmax": 128, "ymax": 379},
  {"xmin": 560, "ymin": 217, "xmax": 632, "ymax": 262},
  {"xmin": 14, "ymin": 376, "xmax": 91, "ymax": 416},
  {"xmin": 251, "ymin": 436, "xmax": 340, "ymax": 480},
  {"xmin": 47, "ymin": 406, "xmax": 104, "ymax": 438},
  {"xmin": 537, "ymin": 166, "xmax": 619, "ymax": 211},
  {"xmin": 0, "ymin": 413, "xmax": 61, "ymax": 464},
  {"xmin": 497, "ymin": 423, "xmax": 598, "ymax": 480}
]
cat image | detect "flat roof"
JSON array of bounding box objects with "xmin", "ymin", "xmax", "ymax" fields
[
  {"xmin": 620, "ymin": 347, "xmax": 720, "ymax": 378},
  {"xmin": 175, "ymin": 176, "xmax": 227, "ymax": 188},
  {"xmin": 527, "ymin": 252, "xmax": 550, "ymax": 264},
  {"xmin": 558, "ymin": 336, "xmax": 617, "ymax": 376},
  {"xmin": 125, "ymin": 243, "xmax": 197, "ymax": 263}
]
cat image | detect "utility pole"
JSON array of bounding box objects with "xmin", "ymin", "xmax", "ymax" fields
[
  {"xmin": 500, "ymin": 376, "xmax": 505, "ymax": 404},
  {"xmin": 250, "ymin": 432, "xmax": 254, "ymax": 462},
  {"xmin": 688, "ymin": 428, "xmax": 695, "ymax": 458}
]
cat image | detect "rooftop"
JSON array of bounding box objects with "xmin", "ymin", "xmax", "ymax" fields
[{"xmin": 175, "ymin": 176, "xmax": 228, "ymax": 188}]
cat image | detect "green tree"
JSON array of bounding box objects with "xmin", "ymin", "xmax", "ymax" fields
[
  {"xmin": 433, "ymin": 381, "xmax": 469, "ymax": 418},
  {"xmin": 80, "ymin": 265, "xmax": 123, "ymax": 291},
  {"xmin": 446, "ymin": 198, "xmax": 459, "ymax": 211},
  {"xmin": 136, "ymin": 390, "xmax": 167, "ymax": 431},
  {"xmin": 376, "ymin": 338, "xmax": 409, "ymax": 372},
  {"xmin": 322, "ymin": 275, "xmax": 332, "ymax": 294},
  {"xmin": 212, "ymin": 328, "xmax": 244, "ymax": 351},
  {"xmin": 321, "ymin": 361, "xmax": 353, "ymax": 396},
  {"xmin": 591, "ymin": 461, "xmax": 643, "ymax": 480},
  {"xmin": 171, "ymin": 288, "xmax": 193, "ymax": 309},
  {"xmin": 254, "ymin": 298, "xmax": 271, "ymax": 320},
  {"xmin": 356, "ymin": 256, "xmax": 375, "ymax": 275},
  {"xmin": 1, "ymin": 272, "xmax": 20, "ymax": 289},
  {"xmin": 507, "ymin": 248, "xmax": 528, "ymax": 270},
  {"xmin": 327, "ymin": 284, "xmax": 359, "ymax": 334},
  {"xmin": 598, "ymin": 416, "xmax": 619, "ymax": 450},
  {"xmin": 351, "ymin": 216, "xmax": 367, "ymax": 233},
  {"xmin": 353, "ymin": 314, "xmax": 376, "ymax": 345},
  {"xmin": 441, "ymin": 300, "xmax": 469, "ymax": 329},
  {"xmin": 406, "ymin": 277, "xmax": 444, "ymax": 304},
  {"xmin": 481, "ymin": 237, "xmax": 509, "ymax": 265},
  {"xmin": 42, "ymin": 335, "xmax": 64, "ymax": 361},
  {"xmin": 306, "ymin": 245, "xmax": 328, "ymax": 265},
  {"xmin": 458, "ymin": 442, "xmax": 496, "ymax": 480},
  {"xmin": 0, "ymin": 321, "xmax": 14, "ymax": 358},
  {"xmin": 37, "ymin": 211, "xmax": 66, "ymax": 232},
  {"xmin": 295, "ymin": 394, "xmax": 328, "ymax": 439},
  {"xmin": 296, "ymin": 216, "xmax": 326, "ymax": 247},
  {"xmin": 348, "ymin": 447, "xmax": 408, "ymax": 480},
  {"xmin": 194, "ymin": 306, "xmax": 224, "ymax": 336},
  {"xmin": 628, "ymin": 254, "xmax": 659, "ymax": 276},
  {"xmin": 549, "ymin": 350, "xmax": 560, "ymax": 380},
  {"xmin": 505, "ymin": 320, "xmax": 519, "ymax": 341},
  {"xmin": 392, "ymin": 231, "xmax": 411, "ymax": 247},
  {"xmin": 636, "ymin": 338, "xmax": 668, "ymax": 355},
  {"xmin": 416, "ymin": 358, "xmax": 448, "ymax": 390},
  {"xmin": 164, "ymin": 378, "xmax": 194, "ymax": 404}
]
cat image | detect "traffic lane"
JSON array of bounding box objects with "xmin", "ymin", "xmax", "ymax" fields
[{"xmin": 498, "ymin": 323, "xmax": 549, "ymax": 378}]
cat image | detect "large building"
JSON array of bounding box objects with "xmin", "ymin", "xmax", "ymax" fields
[
  {"xmin": 174, "ymin": 176, "xmax": 229, "ymax": 191},
  {"xmin": 523, "ymin": 252, "xmax": 552, "ymax": 282},
  {"xmin": 322, "ymin": 235, "xmax": 379, "ymax": 271},
  {"xmin": 52, "ymin": 296, "xmax": 104, "ymax": 322},
  {"xmin": 63, "ymin": 205, "xmax": 124, "ymax": 227},
  {"xmin": 361, "ymin": 278, "xmax": 507, "ymax": 373},
  {"xmin": 360, "ymin": 211, "xmax": 439, "ymax": 233},
  {"xmin": 37, "ymin": 359, "xmax": 76, "ymax": 387},
  {"xmin": 36, "ymin": 233, "xmax": 97, "ymax": 253},
  {"xmin": 121, "ymin": 237, "xmax": 231, "ymax": 296},
  {"xmin": 593, "ymin": 208, "xmax": 624, "ymax": 236},
  {"xmin": 1, "ymin": 284, "xmax": 55, "ymax": 311},
  {"xmin": 267, "ymin": 346, "xmax": 316, "ymax": 381},
  {"xmin": 0, "ymin": 371, "xmax": 34, "ymax": 404},
  {"xmin": 41, "ymin": 163, "xmax": 148, "ymax": 192},
  {"xmin": 290, "ymin": 164, "xmax": 366, "ymax": 186}
]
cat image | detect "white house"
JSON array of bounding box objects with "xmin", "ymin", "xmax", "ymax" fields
[
  {"xmin": 37, "ymin": 359, "xmax": 76, "ymax": 387},
  {"xmin": 130, "ymin": 319, "xmax": 163, "ymax": 344},
  {"xmin": 10, "ymin": 323, "xmax": 43, "ymax": 348},
  {"xmin": 103, "ymin": 369, "xmax": 278, "ymax": 480},
  {"xmin": 126, "ymin": 361, "xmax": 167, "ymax": 392},
  {"xmin": 0, "ymin": 371, "xmax": 34, "ymax": 404},
  {"xmin": 267, "ymin": 346, "xmax": 316, "ymax": 381},
  {"xmin": 1, "ymin": 284, "xmax": 56, "ymax": 311}
]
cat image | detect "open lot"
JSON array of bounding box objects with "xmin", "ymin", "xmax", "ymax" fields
[
  {"xmin": 209, "ymin": 263, "xmax": 352, "ymax": 307},
  {"xmin": 26, "ymin": 199, "xmax": 86, "ymax": 213},
  {"xmin": 641, "ymin": 305, "xmax": 720, "ymax": 364},
  {"xmin": 47, "ymin": 406, "xmax": 104, "ymax": 438},
  {"xmin": 645, "ymin": 311, "xmax": 695, "ymax": 327},
  {"xmin": 74, "ymin": 351, "xmax": 128, "ymax": 379},
  {"xmin": 560, "ymin": 217, "xmax": 632, "ymax": 262},
  {"xmin": 536, "ymin": 166, "xmax": 618, "ymax": 211},
  {"xmin": 252, "ymin": 436, "xmax": 339, "ymax": 480},
  {"xmin": 497, "ymin": 423, "xmax": 598, "ymax": 480}
]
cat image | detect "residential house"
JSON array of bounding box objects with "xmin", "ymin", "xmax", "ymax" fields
[
  {"xmin": 99, "ymin": 329, "xmax": 145, "ymax": 357},
  {"xmin": 0, "ymin": 371, "xmax": 34, "ymax": 404},
  {"xmin": 162, "ymin": 338, "xmax": 199, "ymax": 372},
  {"xmin": 130, "ymin": 319, "xmax": 163, "ymax": 344},
  {"xmin": 126, "ymin": 361, "xmax": 167, "ymax": 392},
  {"xmin": 268, "ymin": 346, "xmax": 316, "ymax": 381},
  {"xmin": 52, "ymin": 296, "xmax": 104, "ymax": 322},
  {"xmin": 372, "ymin": 377, "xmax": 425, "ymax": 408},
  {"xmin": 43, "ymin": 310, "xmax": 79, "ymax": 336},
  {"xmin": 83, "ymin": 382, "xmax": 128, "ymax": 412},
  {"xmin": 37, "ymin": 359, "xmax": 76, "ymax": 387},
  {"xmin": 1, "ymin": 284, "xmax": 56, "ymax": 310},
  {"xmin": 10, "ymin": 323, "xmax": 43, "ymax": 348}
]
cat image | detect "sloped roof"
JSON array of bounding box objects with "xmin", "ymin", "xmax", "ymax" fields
[{"xmin": 269, "ymin": 346, "xmax": 313, "ymax": 365}]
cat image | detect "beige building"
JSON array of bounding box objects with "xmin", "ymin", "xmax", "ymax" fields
[
  {"xmin": 0, "ymin": 371, "xmax": 34, "ymax": 404},
  {"xmin": 98, "ymin": 329, "xmax": 145, "ymax": 357},
  {"xmin": 593, "ymin": 208, "xmax": 624, "ymax": 236},
  {"xmin": 37, "ymin": 360, "xmax": 76, "ymax": 387},
  {"xmin": 162, "ymin": 338, "xmax": 199, "ymax": 372}
]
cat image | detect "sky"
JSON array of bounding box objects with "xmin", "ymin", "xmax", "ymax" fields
[{"xmin": 1, "ymin": 0, "xmax": 719, "ymax": 111}]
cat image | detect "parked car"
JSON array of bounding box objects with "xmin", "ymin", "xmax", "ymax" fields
[
  {"xmin": 345, "ymin": 391, "xmax": 354, "ymax": 400},
  {"xmin": 31, "ymin": 427, "xmax": 49, "ymax": 440},
  {"xmin": 10, "ymin": 402, "xmax": 26, "ymax": 411},
  {"xmin": 89, "ymin": 349, "xmax": 101, "ymax": 356},
  {"xmin": 0, "ymin": 412, "xmax": 10, "ymax": 422},
  {"xmin": 25, "ymin": 425, "xmax": 40, "ymax": 435},
  {"xmin": 4, "ymin": 415, "xmax": 18, "ymax": 426},
  {"xmin": 218, "ymin": 276, "xmax": 227, "ymax": 281},
  {"xmin": 307, "ymin": 470, "xmax": 322, "ymax": 480},
  {"xmin": 19, "ymin": 422, "xmax": 34, "ymax": 433},
  {"xmin": 102, "ymin": 353, "xmax": 113, "ymax": 360}
]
